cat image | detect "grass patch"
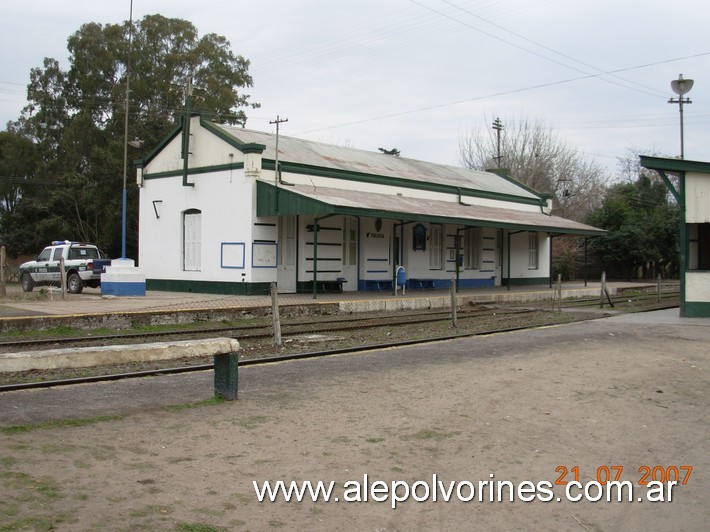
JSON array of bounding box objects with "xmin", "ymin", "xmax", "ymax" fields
[
  {"xmin": 0, "ymin": 470, "xmax": 63, "ymax": 502},
  {"xmin": 0, "ymin": 456, "xmax": 18, "ymax": 467},
  {"xmin": 129, "ymin": 504, "xmax": 172, "ymax": 518},
  {"xmin": 0, "ymin": 513, "xmax": 74, "ymax": 531},
  {"xmin": 176, "ymin": 523, "xmax": 228, "ymax": 532},
  {"xmin": 164, "ymin": 395, "xmax": 225, "ymax": 412},
  {"xmin": 234, "ymin": 415, "xmax": 269, "ymax": 430},
  {"xmin": 365, "ymin": 437, "xmax": 385, "ymax": 443},
  {"xmin": 400, "ymin": 429, "xmax": 454, "ymax": 441},
  {"xmin": 1, "ymin": 414, "xmax": 126, "ymax": 435}
]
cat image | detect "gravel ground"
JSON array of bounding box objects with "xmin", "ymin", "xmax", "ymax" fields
[{"xmin": 0, "ymin": 307, "xmax": 706, "ymax": 531}]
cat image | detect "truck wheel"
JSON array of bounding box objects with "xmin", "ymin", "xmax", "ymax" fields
[
  {"xmin": 21, "ymin": 273, "xmax": 34, "ymax": 292},
  {"xmin": 67, "ymin": 272, "xmax": 84, "ymax": 294}
]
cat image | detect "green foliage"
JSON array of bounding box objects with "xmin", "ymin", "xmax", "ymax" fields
[
  {"xmin": 1, "ymin": 414, "xmax": 126, "ymax": 435},
  {"xmin": 586, "ymin": 173, "xmax": 679, "ymax": 279},
  {"xmin": 3, "ymin": 15, "xmax": 258, "ymax": 258},
  {"xmin": 0, "ymin": 132, "xmax": 36, "ymax": 247}
]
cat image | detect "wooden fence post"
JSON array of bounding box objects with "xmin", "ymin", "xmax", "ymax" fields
[
  {"xmin": 450, "ymin": 277, "xmax": 457, "ymax": 328},
  {"xmin": 271, "ymin": 281, "xmax": 282, "ymax": 346},
  {"xmin": 0, "ymin": 246, "xmax": 6, "ymax": 298},
  {"xmin": 59, "ymin": 256, "xmax": 67, "ymax": 300}
]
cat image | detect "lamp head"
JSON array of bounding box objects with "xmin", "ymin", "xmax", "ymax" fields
[{"xmin": 671, "ymin": 74, "xmax": 694, "ymax": 96}]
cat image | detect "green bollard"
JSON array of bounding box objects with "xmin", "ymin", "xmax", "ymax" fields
[{"xmin": 214, "ymin": 352, "xmax": 239, "ymax": 400}]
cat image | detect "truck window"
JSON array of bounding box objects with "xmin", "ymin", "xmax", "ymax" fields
[
  {"xmin": 51, "ymin": 248, "xmax": 64, "ymax": 261},
  {"xmin": 68, "ymin": 247, "xmax": 99, "ymax": 260},
  {"xmin": 37, "ymin": 248, "xmax": 51, "ymax": 261}
]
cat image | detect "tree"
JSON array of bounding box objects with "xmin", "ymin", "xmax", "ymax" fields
[
  {"xmin": 458, "ymin": 116, "xmax": 609, "ymax": 221},
  {"xmin": 0, "ymin": 132, "xmax": 36, "ymax": 227},
  {"xmin": 5, "ymin": 14, "xmax": 259, "ymax": 258},
  {"xmin": 585, "ymin": 169, "xmax": 679, "ymax": 279}
]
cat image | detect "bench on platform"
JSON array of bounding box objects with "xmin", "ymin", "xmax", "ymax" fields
[
  {"xmin": 303, "ymin": 278, "xmax": 346, "ymax": 293},
  {"xmin": 408, "ymin": 279, "xmax": 436, "ymax": 290},
  {"xmin": 361, "ymin": 279, "xmax": 394, "ymax": 291},
  {"xmin": 0, "ymin": 338, "xmax": 240, "ymax": 400}
]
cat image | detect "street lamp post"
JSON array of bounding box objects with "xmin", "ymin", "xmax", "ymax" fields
[{"xmin": 668, "ymin": 74, "xmax": 693, "ymax": 159}]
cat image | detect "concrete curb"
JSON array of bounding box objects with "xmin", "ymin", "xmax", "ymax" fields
[
  {"xmin": 339, "ymin": 286, "xmax": 621, "ymax": 313},
  {"xmin": 0, "ymin": 337, "xmax": 240, "ymax": 373}
]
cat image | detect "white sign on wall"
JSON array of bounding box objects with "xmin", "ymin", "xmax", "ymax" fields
[
  {"xmin": 252, "ymin": 242, "xmax": 277, "ymax": 268},
  {"xmin": 221, "ymin": 242, "xmax": 245, "ymax": 269}
]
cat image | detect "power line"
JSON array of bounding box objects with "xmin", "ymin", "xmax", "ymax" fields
[
  {"xmin": 294, "ymin": 51, "xmax": 710, "ymax": 136},
  {"xmin": 410, "ymin": 0, "xmax": 665, "ymax": 99},
  {"xmin": 434, "ymin": 0, "xmax": 667, "ymax": 98}
]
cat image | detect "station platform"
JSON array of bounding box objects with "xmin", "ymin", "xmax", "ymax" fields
[{"xmin": 0, "ymin": 281, "xmax": 669, "ymax": 331}]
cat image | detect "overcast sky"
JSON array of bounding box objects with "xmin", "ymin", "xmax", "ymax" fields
[{"xmin": 2, "ymin": 0, "xmax": 709, "ymax": 177}]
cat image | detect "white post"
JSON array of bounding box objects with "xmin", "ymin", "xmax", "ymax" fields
[{"xmin": 271, "ymin": 281, "xmax": 282, "ymax": 346}]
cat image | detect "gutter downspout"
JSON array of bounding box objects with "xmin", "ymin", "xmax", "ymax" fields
[
  {"xmin": 455, "ymin": 228, "xmax": 462, "ymax": 292},
  {"xmin": 181, "ymin": 78, "xmax": 194, "ymax": 188}
]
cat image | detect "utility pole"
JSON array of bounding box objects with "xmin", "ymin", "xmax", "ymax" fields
[
  {"xmin": 492, "ymin": 117, "xmax": 504, "ymax": 168},
  {"xmin": 668, "ymin": 74, "xmax": 693, "ymax": 159},
  {"xmin": 270, "ymin": 115, "xmax": 288, "ymax": 185},
  {"xmin": 120, "ymin": 0, "xmax": 134, "ymax": 259}
]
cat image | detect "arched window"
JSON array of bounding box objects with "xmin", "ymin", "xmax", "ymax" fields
[
  {"xmin": 412, "ymin": 223, "xmax": 427, "ymax": 251},
  {"xmin": 183, "ymin": 209, "xmax": 202, "ymax": 271}
]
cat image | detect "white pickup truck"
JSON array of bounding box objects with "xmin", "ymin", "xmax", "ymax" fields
[{"xmin": 19, "ymin": 241, "xmax": 112, "ymax": 294}]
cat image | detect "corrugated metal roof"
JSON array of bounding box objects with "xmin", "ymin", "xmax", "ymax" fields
[
  {"xmin": 257, "ymin": 182, "xmax": 605, "ymax": 236},
  {"xmin": 218, "ymin": 125, "xmax": 540, "ymax": 200}
]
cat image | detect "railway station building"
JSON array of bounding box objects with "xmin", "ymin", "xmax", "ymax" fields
[
  {"xmin": 136, "ymin": 115, "xmax": 604, "ymax": 295},
  {"xmin": 640, "ymin": 156, "xmax": 710, "ymax": 317}
]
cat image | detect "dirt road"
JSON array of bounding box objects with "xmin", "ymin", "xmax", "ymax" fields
[{"xmin": 1, "ymin": 309, "xmax": 708, "ymax": 530}]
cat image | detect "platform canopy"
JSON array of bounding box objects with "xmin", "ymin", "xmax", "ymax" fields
[{"xmin": 256, "ymin": 181, "xmax": 604, "ymax": 236}]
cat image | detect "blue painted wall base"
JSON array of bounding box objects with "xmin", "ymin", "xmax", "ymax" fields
[{"xmin": 101, "ymin": 281, "xmax": 146, "ymax": 296}]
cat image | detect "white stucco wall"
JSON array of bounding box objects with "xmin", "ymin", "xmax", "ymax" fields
[
  {"xmin": 686, "ymin": 272, "xmax": 710, "ymax": 302},
  {"xmin": 686, "ymin": 172, "xmax": 710, "ymax": 223},
  {"xmin": 139, "ymin": 168, "xmax": 256, "ymax": 283},
  {"xmin": 504, "ymin": 231, "xmax": 550, "ymax": 281}
]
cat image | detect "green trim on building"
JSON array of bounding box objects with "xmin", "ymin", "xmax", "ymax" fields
[
  {"xmin": 639, "ymin": 156, "xmax": 710, "ymax": 175},
  {"xmin": 200, "ymin": 118, "xmax": 266, "ymax": 154},
  {"xmin": 146, "ymin": 278, "xmax": 271, "ymax": 296},
  {"xmin": 683, "ymin": 301, "xmax": 710, "ymax": 318},
  {"xmin": 267, "ymin": 160, "xmax": 545, "ymax": 208},
  {"xmin": 143, "ymin": 162, "xmax": 245, "ymax": 180},
  {"xmin": 255, "ymin": 181, "xmax": 604, "ymax": 236}
]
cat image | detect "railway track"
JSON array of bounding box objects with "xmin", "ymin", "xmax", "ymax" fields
[
  {"xmin": 555, "ymin": 291, "xmax": 679, "ymax": 308},
  {"xmin": 0, "ymin": 306, "xmax": 537, "ymax": 352},
  {"xmin": 0, "ymin": 297, "xmax": 681, "ymax": 394},
  {"xmin": 0, "ymin": 316, "xmax": 602, "ymax": 393}
]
